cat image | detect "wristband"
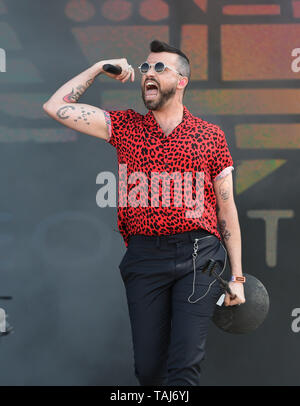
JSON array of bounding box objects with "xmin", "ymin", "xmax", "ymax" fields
[{"xmin": 230, "ymin": 275, "xmax": 246, "ymax": 283}]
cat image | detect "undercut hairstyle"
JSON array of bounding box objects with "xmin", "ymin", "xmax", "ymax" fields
[{"xmin": 150, "ymin": 40, "xmax": 191, "ymax": 96}]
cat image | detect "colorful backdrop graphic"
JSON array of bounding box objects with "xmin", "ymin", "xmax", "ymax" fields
[{"xmin": 0, "ymin": 0, "xmax": 299, "ymax": 385}]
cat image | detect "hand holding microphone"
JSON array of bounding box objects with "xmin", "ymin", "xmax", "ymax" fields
[{"xmin": 99, "ymin": 58, "xmax": 135, "ymax": 83}]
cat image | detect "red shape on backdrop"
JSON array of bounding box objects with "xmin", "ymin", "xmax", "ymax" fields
[
  {"xmin": 293, "ymin": 1, "xmax": 300, "ymax": 17},
  {"xmin": 101, "ymin": 0, "xmax": 132, "ymax": 21},
  {"xmin": 223, "ymin": 5, "xmax": 280, "ymax": 15},
  {"xmin": 193, "ymin": 0, "xmax": 207, "ymax": 12},
  {"xmin": 139, "ymin": 0, "xmax": 169, "ymax": 21},
  {"xmin": 65, "ymin": 0, "xmax": 95, "ymax": 22}
]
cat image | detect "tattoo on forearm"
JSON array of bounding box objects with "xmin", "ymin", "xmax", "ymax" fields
[
  {"xmin": 62, "ymin": 77, "xmax": 95, "ymax": 103},
  {"xmin": 57, "ymin": 105, "xmax": 97, "ymax": 125},
  {"xmin": 103, "ymin": 110, "xmax": 112, "ymax": 139},
  {"xmin": 219, "ymin": 178, "xmax": 230, "ymax": 200},
  {"xmin": 63, "ymin": 85, "xmax": 86, "ymax": 103},
  {"xmin": 219, "ymin": 219, "xmax": 231, "ymax": 241},
  {"xmin": 86, "ymin": 78, "xmax": 94, "ymax": 87}
]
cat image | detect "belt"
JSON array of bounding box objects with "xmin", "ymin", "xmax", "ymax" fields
[{"xmin": 129, "ymin": 228, "xmax": 212, "ymax": 246}]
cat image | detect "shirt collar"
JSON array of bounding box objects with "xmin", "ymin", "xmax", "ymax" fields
[{"xmin": 143, "ymin": 105, "xmax": 193, "ymax": 128}]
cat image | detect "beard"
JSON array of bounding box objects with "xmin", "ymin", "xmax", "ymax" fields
[{"xmin": 141, "ymin": 82, "xmax": 177, "ymax": 111}]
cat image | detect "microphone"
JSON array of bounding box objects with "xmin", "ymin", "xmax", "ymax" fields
[{"xmin": 102, "ymin": 64, "xmax": 122, "ymax": 75}]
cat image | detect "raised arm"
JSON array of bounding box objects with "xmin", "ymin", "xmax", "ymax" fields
[{"xmin": 43, "ymin": 58, "xmax": 135, "ymax": 140}]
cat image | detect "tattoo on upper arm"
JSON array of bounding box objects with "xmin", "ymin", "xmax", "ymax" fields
[
  {"xmin": 103, "ymin": 111, "xmax": 112, "ymax": 139},
  {"xmin": 56, "ymin": 105, "xmax": 97, "ymax": 125},
  {"xmin": 219, "ymin": 219, "xmax": 231, "ymax": 241},
  {"xmin": 219, "ymin": 178, "xmax": 230, "ymax": 200},
  {"xmin": 57, "ymin": 105, "xmax": 75, "ymax": 119}
]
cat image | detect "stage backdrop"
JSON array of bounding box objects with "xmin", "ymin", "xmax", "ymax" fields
[{"xmin": 0, "ymin": 0, "xmax": 299, "ymax": 385}]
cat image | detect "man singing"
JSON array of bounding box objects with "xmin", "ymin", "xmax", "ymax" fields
[{"xmin": 43, "ymin": 40, "xmax": 245, "ymax": 386}]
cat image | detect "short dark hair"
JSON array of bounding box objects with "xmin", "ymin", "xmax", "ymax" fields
[{"xmin": 149, "ymin": 40, "xmax": 191, "ymax": 95}]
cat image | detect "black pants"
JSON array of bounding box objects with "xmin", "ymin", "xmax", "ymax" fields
[{"xmin": 118, "ymin": 229, "xmax": 227, "ymax": 386}]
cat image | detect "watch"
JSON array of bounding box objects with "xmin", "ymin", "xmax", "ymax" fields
[{"xmin": 230, "ymin": 275, "xmax": 246, "ymax": 283}]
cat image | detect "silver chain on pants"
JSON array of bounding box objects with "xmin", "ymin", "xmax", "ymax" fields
[{"xmin": 187, "ymin": 236, "xmax": 228, "ymax": 304}]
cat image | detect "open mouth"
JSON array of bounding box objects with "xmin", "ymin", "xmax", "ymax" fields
[{"xmin": 145, "ymin": 81, "xmax": 159, "ymax": 99}]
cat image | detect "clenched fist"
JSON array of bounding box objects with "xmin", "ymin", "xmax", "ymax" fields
[{"xmin": 97, "ymin": 58, "xmax": 135, "ymax": 83}]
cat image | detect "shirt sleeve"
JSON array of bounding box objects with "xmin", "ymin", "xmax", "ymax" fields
[
  {"xmin": 104, "ymin": 109, "xmax": 133, "ymax": 149},
  {"xmin": 210, "ymin": 128, "xmax": 234, "ymax": 181}
]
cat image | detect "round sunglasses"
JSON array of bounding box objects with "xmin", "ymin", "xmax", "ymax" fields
[{"xmin": 138, "ymin": 61, "xmax": 183, "ymax": 76}]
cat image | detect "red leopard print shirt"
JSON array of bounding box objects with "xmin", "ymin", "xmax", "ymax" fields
[{"xmin": 106, "ymin": 105, "xmax": 234, "ymax": 248}]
